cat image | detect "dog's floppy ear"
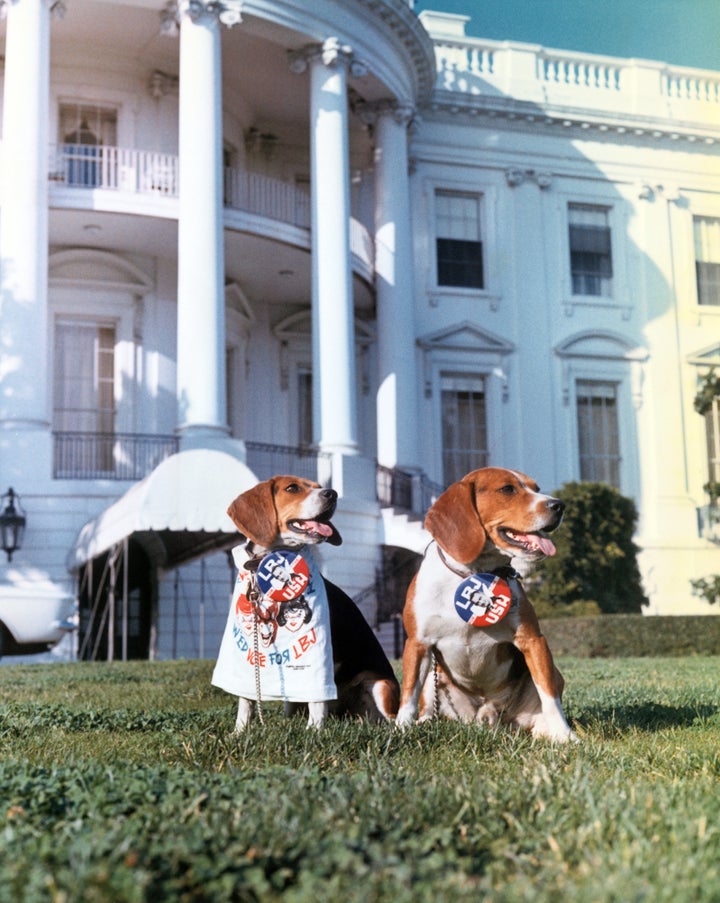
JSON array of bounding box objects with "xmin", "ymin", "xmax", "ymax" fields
[
  {"xmin": 424, "ymin": 478, "xmax": 488, "ymax": 564},
  {"xmin": 226, "ymin": 478, "xmax": 278, "ymax": 548}
]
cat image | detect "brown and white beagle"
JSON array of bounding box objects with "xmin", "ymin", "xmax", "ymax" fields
[
  {"xmin": 216, "ymin": 475, "xmax": 399, "ymax": 730},
  {"xmin": 396, "ymin": 467, "xmax": 576, "ymax": 742}
]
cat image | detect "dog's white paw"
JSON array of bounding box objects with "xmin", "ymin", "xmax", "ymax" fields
[{"xmin": 395, "ymin": 706, "xmax": 417, "ymax": 729}]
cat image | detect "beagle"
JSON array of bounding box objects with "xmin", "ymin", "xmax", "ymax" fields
[
  {"xmin": 213, "ymin": 475, "xmax": 399, "ymax": 730},
  {"xmin": 396, "ymin": 467, "xmax": 576, "ymax": 742}
]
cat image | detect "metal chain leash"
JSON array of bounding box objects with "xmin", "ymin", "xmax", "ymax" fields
[{"xmin": 246, "ymin": 569, "xmax": 265, "ymax": 725}]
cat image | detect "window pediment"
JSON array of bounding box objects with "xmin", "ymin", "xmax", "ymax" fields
[
  {"xmin": 555, "ymin": 330, "xmax": 647, "ymax": 362},
  {"xmin": 687, "ymin": 343, "xmax": 720, "ymax": 368},
  {"xmin": 417, "ymin": 320, "xmax": 514, "ymax": 355},
  {"xmin": 49, "ymin": 250, "xmax": 152, "ymax": 295}
]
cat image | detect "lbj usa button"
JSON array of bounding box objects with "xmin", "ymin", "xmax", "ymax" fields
[
  {"xmin": 256, "ymin": 550, "xmax": 311, "ymax": 603},
  {"xmin": 454, "ymin": 573, "xmax": 512, "ymax": 626}
]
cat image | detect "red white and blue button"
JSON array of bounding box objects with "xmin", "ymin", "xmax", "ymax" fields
[
  {"xmin": 256, "ymin": 550, "xmax": 311, "ymax": 602},
  {"xmin": 454, "ymin": 573, "xmax": 513, "ymax": 626}
]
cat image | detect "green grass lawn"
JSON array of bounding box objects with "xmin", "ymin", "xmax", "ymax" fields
[{"xmin": 0, "ymin": 656, "xmax": 719, "ymax": 902}]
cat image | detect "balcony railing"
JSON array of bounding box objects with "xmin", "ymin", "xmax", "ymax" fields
[
  {"xmin": 223, "ymin": 169, "xmax": 310, "ymax": 229},
  {"xmin": 53, "ymin": 432, "xmax": 180, "ymax": 481},
  {"xmin": 48, "ymin": 144, "xmax": 373, "ymax": 266},
  {"xmin": 52, "ymin": 432, "xmax": 332, "ymax": 486},
  {"xmin": 49, "ymin": 144, "xmax": 179, "ymax": 194},
  {"xmin": 376, "ymin": 464, "xmax": 445, "ymax": 515},
  {"xmin": 431, "ymin": 37, "xmax": 720, "ymax": 127},
  {"xmin": 245, "ymin": 442, "xmax": 333, "ymax": 486}
]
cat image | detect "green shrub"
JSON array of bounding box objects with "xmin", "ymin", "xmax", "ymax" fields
[
  {"xmin": 691, "ymin": 574, "xmax": 720, "ymax": 606},
  {"xmin": 543, "ymin": 614, "xmax": 720, "ymax": 657},
  {"xmin": 529, "ymin": 481, "xmax": 648, "ymax": 615}
]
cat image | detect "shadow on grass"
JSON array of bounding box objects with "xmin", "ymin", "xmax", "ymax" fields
[{"xmin": 574, "ymin": 702, "xmax": 719, "ymax": 733}]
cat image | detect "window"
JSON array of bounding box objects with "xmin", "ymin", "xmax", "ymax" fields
[
  {"xmin": 435, "ymin": 190, "xmax": 484, "ymax": 289},
  {"xmin": 441, "ymin": 374, "xmax": 488, "ymax": 485},
  {"xmin": 693, "ymin": 216, "xmax": 720, "ymax": 306},
  {"xmin": 576, "ymin": 380, "xmax": 620, "ymax": 487},
  {"xmin": 568, "ymin": 204, "xmax": 612, "ymax": 297},
  {"xmin": 297, "ymin": 366, "xmax": 313, "ymax": 448},
  {"xmin": 59, "ymin": 103, "xmax": 117, "ymax": 187},
  {"xmin": 53, "ymin": 319, "xmax": 116, "ymax": 472}
]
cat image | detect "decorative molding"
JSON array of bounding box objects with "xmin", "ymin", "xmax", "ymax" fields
[
  {"xmin": 417, "ymin": 320, "xmax": 515, "ymax": 399},
  {"xmin": 426, "ymin": 90, "xmax": 719, "ymax": 146},
  {"xmin": 687, "ymin": 343, "xmax": 720, "ymax": 369},
  {"xmin": 505, "ymin": 168, "xmax": 552, "ymax": 189},
  {"xmin": 148, "ymin": 70, "xmax": 179, "ymax": 100},
  {"xmin": 555, "ymin": 330, "xmax": 648, "ymax": 408},
  {"xmin": 159, "ymin": 0, "xmax": 243, "ymax": 36},
  {"xmin": 288, "ymin": 38, "xmax": 368, "ymax": 78},
  {"xmin": 0, "ymin": 0, "xmax": 66, "ymax": 18},
  {"xmin": 636, "ymin": 182, "xmax": 682, "ymax": 203},
  {"xmin": 48, "ymin": 249, "xmax": 154, "ymax": 296},
  {"xmin": 354, "ymin": 98, "xmax": 416, "ymax": 128},
  {"xmin": 272, "ymin": 310, "xmax": 374, "ymax": 394}
]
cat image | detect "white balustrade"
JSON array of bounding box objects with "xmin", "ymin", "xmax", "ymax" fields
[
  {"xmin": 46, "ymin": 144, "xmax": 374, "ymax": 266},
  {"xmin": 431, "ymin": 37, "xmax": 720, "ymax": 126}
]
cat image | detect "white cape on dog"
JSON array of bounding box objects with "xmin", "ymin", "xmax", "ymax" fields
[{"xmin": 212, "ymin": 545, "xmax": 337, "ymax": 703}]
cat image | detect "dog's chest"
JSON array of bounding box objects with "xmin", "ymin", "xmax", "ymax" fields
[{"xmin": 414, "ymin": 565, "xmax": 519, "ymax": 645}]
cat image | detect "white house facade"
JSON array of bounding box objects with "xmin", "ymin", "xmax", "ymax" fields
[{"xmin": 0, "ymin": 0, "xmax": 718, "ymax": 660}]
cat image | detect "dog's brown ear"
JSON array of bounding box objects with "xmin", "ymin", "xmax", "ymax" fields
[
  {"xmin": 425, "ymin": 478, "xmax": 487, "ymax": 564},
  {"xmin": 226, "ymin": 479, "xmax": 278, "ymax": 547}
]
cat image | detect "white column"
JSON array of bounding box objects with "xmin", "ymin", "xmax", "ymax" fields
[
  {"xmin": 291, "ymin": 39, "xmax": 363, "ymax": 456},
  {"xmin": 0, "ymin": 0, "xmax": 52, "ymax": 442},
  {"xmin": 174, "ymin": 0, "xmax": 241, "ymax": 446},
  {"xmin": 371, "ymin": 101, "xmax": 418, "ymax": 470}
]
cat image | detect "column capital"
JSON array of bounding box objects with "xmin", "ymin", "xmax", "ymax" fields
[
  {"xmin": 0, "ymin": 0, "xmax": 66, "ymax": 18},
  {"xmin": 288, "ymin": 37, "xmax": 368, "ymax": 78},
  {"xmin": 354, "ymin": 98, "xmax": 416, "ymax": 128},
  {"xmin": 160, "ymin": 0, "xmax": 243, "ymax": 35}
]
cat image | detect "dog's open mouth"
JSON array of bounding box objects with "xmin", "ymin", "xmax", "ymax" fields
[
  {"xmin": 288, "ymin": 517, "xmax": 335, "ymax": 540},
  {"xmin": 500, "ymin": 528, "xmax": 557, "ymax": 557}
]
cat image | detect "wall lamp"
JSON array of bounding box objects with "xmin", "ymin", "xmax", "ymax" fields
[{"xmin": 0, "ymin": 488, "xmax": 26, "ymax": 562}]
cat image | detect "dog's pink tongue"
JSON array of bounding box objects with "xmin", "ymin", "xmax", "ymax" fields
[
  {"xmin": 520, "ymin": 533, "xmax": 557, "ymax": 556},
  {"xmin": 306, "ymin": 520, "xmax": 333, "ymax": 537}
]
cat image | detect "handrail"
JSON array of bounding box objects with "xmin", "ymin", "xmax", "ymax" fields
[
  {"xmin": 47, "ymin": 144, "xmax": 374, "ymax": 267},
  {"xmin": 430, "ymin": 36, "xmax": 720, "ymax": 126}
]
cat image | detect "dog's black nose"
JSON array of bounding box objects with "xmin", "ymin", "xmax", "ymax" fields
[
  {"xmin": 547, "ymin": 498, "xmax": 565, "ymax": 516},
  {"xmin": 321, "ymin": 488, "xmax": 337, "ymax": 502}
]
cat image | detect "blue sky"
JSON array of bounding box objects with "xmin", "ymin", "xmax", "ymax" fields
[{"xmin": 414, "ymin": 0, "xmax": 720, "ymax": 72}]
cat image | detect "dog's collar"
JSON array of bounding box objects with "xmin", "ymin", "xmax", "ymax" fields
[{"xmin": 434, "ymin": 542, "xmax": 520, "ymax": 582}]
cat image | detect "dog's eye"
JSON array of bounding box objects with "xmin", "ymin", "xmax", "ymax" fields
[
  {"xmin": 285, "ymin": 483, "xmax": 302, "ymax": 493},
  {"xmin": 498, "ymin": 484, "xmax": 516, "ymax": 495}
]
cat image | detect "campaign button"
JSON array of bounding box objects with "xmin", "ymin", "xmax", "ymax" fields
[
  {"xmin": 454, "ymin": 573, "xmax": 512, "ymax": 626},
  {"xmin": 256, "ymin": 550, "xmax": 310, "ymax": 602}
]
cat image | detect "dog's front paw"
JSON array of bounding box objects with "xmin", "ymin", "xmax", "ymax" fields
[
  {"xmin": 395, "ymin": 706, "xmax": 418, "ymax": 729},
  {"xmin": 533, "ymin": 723, "xmax": 579, "ymax": 744}
]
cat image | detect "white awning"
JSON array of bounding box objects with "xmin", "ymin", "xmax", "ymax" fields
[{"xmin": 68, "ymin": 449, "xmax": 257, "ymax": 569}]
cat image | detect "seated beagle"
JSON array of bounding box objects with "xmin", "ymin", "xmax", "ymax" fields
[
  {"xmin": 396, "ymin": 467, "xmax": 576, "ymax": 742},
  {"xmin": 212, "ymin": 475, "xmax": 399, "ymax": 730}
]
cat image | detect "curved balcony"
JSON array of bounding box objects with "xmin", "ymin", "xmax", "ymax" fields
[{"xmin": 46, "ymin": 144, "xmax": 374, "ymax": 273}]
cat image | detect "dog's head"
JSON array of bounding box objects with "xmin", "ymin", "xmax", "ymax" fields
[
  {"xmin": 227, "ymin": 475, "xmax": 342, "ymax": 551},
  {"xmin": 425, "ymin": 467, "xmax": 564, "ymax": 567}
]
